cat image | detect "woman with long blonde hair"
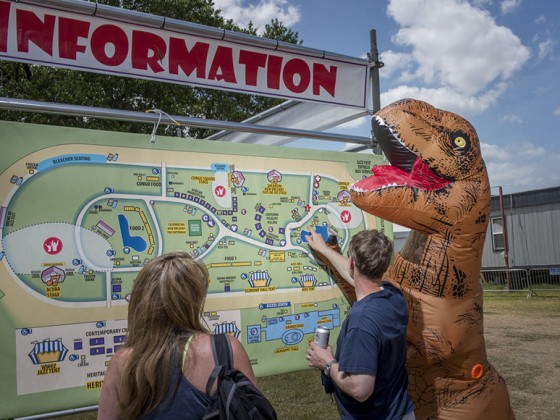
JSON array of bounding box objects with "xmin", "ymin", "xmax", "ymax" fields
[{"xmin": 98, "ymin": 251, "xmax": 257, "ymax": 419}]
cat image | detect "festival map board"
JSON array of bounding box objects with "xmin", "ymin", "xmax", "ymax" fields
[{"xmin": 0, "ymin": 121, "xmax": 389, "ymax": 418}]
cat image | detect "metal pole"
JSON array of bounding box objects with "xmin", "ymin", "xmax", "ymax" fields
[
  {"xmin": 499, "ymin": 186, "xmax": 511, "ymax": 290},
  {"xmin": 369, "ymin": 29, "xmax": 382, "ymax": 114},
  {"xmin": 0, "ymin": 97, "xmax": 371, "ymax": 145},
  {"xmin": 15, "ymin": 405, "xmax": 98, "ymax": 420},
  {"xmin": 345, "ymin": 29, "xmax": 384, "ymax": 154},
  {"xmin": 368, "ymin": 29, "xmax": 384, "ymax": 155}
]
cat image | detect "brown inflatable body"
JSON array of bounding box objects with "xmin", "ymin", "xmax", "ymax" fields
[{"xmin": 323, "ymin": 99, "xmax": 514, "ymax": 419}]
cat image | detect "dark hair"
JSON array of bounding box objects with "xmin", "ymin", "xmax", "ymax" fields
[{"xmin": 348, "ymin": 230, "xmax": 393, "ymax": 279}]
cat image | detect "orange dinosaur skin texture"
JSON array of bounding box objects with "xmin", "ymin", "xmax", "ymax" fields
[{"xmin": 350, "ymin": 99, "xmax": 515, "ymax": 419}]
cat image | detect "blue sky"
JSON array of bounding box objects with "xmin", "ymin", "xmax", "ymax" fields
[{"xmin": 213, "ymin": 0, "xmax": 560, "ymax": 195}]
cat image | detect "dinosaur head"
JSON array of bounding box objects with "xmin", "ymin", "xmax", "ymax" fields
[{"xmin": 351, "ymin": 98, "xmax": 490, "ymax": 234}]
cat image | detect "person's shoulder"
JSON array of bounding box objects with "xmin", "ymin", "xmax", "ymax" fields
[
  {"xmin": 382, "ymin": 281, "xmax": 405, "ymax": 297},
  {"xmin": 192, "ymin": 332, "xmax": 211, "ymax": 344},
  {"xmin": 197, "ymin": 332, "xmax": 236, "ymax": 346},
  {"xmin": 192, "ymin": 332, "xmax": 243, "ymax": 356},
  {"xmin": 224, "ymin": 333, "xmax": 245, "ymax": 353},
  {"xmin": 189, "ymin": 332, "xmax": 213, "ymax": 355},
  {"xmin": 113, "ymin": 347, "xmax": 132, "ymax": 362},
  {"xmin": 106, "ymin": 346, "xmax": 132, "ymax": 374}
]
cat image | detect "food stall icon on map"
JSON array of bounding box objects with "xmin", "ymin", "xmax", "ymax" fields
[
  {"xmin": 248, "ymin": 270, "xmax": 271, "ymax": 287},
  {"xmin": 298, "ymin": 274, "xmax": 317, "ymax": 288},
  {"xmin": 28, "ymin": 338, "xmax": 68, "ymax": 364}
]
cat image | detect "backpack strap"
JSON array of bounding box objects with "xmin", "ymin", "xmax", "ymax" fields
[
  {"xmin": 215, "ymin": 333, "xmax": 233, "ymax": 369},
  {"xmin": 205, "ymin": 334, "xmax": 233, "ymax": 395}
]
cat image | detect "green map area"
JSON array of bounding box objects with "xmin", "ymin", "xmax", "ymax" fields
[
  {"xmin": 4, "ymin": 158, "xmax": 359, "ymax": 300},
  {"xmin": 0, "ymin": 121, "xmax": 387, "ymax": 418}
]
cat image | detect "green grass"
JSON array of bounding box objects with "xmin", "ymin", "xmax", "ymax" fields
[{"xmin": 483, "ymin": 291, "xmax": 560, "ymax": 316}]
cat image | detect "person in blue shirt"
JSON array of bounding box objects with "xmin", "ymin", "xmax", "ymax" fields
[{"xmin": 306, "ymin": 229, "xmax": 415, "ymax": 419}]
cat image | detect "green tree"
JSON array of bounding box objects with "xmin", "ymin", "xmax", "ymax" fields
[{"xmin": 0, "ymin": 0, "xmax": 301, "ymax": 138}]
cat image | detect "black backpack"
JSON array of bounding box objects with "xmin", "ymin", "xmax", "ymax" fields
[{"xmin": 202, "ymin": 334, "xmax": 278, "ymax": 420}]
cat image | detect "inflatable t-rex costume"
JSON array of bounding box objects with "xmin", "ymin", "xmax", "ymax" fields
[{"xmin": 316, "ymin": 99, "xmax": 515, "ymax": 419}]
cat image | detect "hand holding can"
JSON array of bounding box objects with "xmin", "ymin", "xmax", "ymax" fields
[{"xmin": 314, "ymin": 327, "xmax": 330, "ymax": 348}]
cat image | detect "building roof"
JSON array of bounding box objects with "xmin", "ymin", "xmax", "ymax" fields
[{"xmin": 490, "ymin": 185, "xmax": 560, "ymax": 212}]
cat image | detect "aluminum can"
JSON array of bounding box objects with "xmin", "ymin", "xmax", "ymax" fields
[{"xmin": 314, "ymin": 327, "xmax": 330, "ymax": 348}]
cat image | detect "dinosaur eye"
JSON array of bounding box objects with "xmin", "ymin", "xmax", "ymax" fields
[{"xmin": 454, "ymin": 137, "xmax": 466, "ymax": 148}]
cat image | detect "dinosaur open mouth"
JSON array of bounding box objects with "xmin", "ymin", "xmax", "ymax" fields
[{"xmin": 352, "ymin": 116, "xmax": 451, "ymax": 192}]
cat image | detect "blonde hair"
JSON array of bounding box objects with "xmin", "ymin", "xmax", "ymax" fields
[{"xmin": 119, "ymin": 251, "xmax": 210, "ymax": 418}]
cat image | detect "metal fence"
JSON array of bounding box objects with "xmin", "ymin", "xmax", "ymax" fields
[
  {"xmin": 480, "ymin": 268, "xmax": 560, "ymax": 297},
  {"xmin": 526, "ymin": 268, "xmax": 560, "ymax": 294},
  {"xmin": 480, "ymin": 269, "xmax": 530, "ymax": 292}
]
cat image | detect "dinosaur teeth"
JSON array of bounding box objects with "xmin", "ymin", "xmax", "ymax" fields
[
  {"xmin": 374, "ymin": 115, "xmax": 385, "ymax": 126},
  {"xmin": 351, "ymin": 182, "xmax": 405, "ymax": 193},
  {"xmin": 376, "ymin": 116, "xmax": 408, "ymax": 150},
  {"xmin": 389, "ymin": 129, "xmax": 406, "ymax": 149},
  {"xmin": 379, "ymin": 182, "xmax": 400, "ymax": 189}
]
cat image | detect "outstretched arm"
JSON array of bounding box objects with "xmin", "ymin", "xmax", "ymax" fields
[{"xmin": 306, "ymin": 228, "xmax": 354, "ymax": 288}]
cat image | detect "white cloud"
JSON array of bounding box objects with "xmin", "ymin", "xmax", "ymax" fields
[
  {"xmin": 517, "ymin": 142, "xmax": 545, "ymax": 157},
  {"xmin": 500, "ymin": 0, "xmax": 521, "ymax": 14},
  {"xmin": 522, "ymin": 148, "xmax": 546, "ymax": 158},
  {"xmin": 212, "ymin": 0, "xmax": 300, "ymax": 34},
  {"xmin": 379, "ymin": 50, "xmax": 413, "ymax": 80},
  {"xmin": 481, "ymin": 142, "xmax": 510, "ymax": 160},
  {"xmin": 337, "ymin": 116, "xmax": 369, "ymax": 130},
  {"xmin": 483, "ymin": 141, "xmax": 560, "ymax": 193},
  {"xmin": 501, "ymin": 114, "xmax": 523, "ymax": 124},
  {"xmin": 486, "ymin": 159, "xmax": 535, "ymax": 190},
  {"xmin": 537, "ymin": 39, "xmax": 555, "ymax": 61},
  {"xmin": 554, "ymin": 107, "xmax": 560, "ymax": 117},
  {"xmin": 471, "ymin": 0, "xmax": 493, "ymax": 7},
  {"xmin": 380, "ymin": 82, "xmax": 507, "ymax": 116},
  {"xmin": 383, "ymin": 0, "xmax": 530, "ymax": 113},
  {"xmin": 535, "ymin": 15, "xmax": 546, "ymax": 25}
]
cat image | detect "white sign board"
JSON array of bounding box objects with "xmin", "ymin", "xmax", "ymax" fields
[{"xmin": 0, "ymin": 1, "xmax": 369, "ymax": 109}]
